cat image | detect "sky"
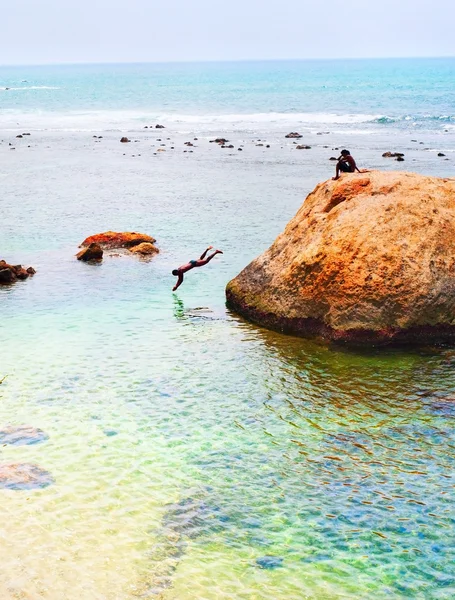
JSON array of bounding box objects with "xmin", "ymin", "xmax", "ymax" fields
[{"xmin": 2, "ymin": 0, "xmax": 454, "ymax": 65}]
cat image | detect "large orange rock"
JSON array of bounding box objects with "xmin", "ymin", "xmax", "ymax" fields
[
  {"xmin": 226, "ymin": 171, "xmax": 455, "ymax": 345},
  {"xmin": 80, "ymin": 231, "xmax": 156, "ymax": 249}
]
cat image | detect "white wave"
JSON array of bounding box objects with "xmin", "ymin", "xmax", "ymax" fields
[
  {"xmin": 0, "ymin": 109, "xmax": 385, "ymax": 133},
  {"xmin": 1, "ymin": 86, "xmax": 60, "ymax": 91}
]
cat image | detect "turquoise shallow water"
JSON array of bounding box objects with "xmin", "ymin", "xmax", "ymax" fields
[{"xmin": 1, "ymin": 59, "xmax": 455, "ymax": 599}]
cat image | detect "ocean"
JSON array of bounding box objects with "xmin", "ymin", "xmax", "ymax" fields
[{"xmin": 1, "ymin": 58, "xmax": 455, "ymax": 599}]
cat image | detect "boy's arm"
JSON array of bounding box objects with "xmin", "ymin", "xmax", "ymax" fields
[{"xmin": 172, "ymin": 273, "xmax": 184, "ymax": 291}]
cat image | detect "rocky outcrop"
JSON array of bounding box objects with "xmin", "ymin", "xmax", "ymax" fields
[
  {"xmin": 0, "ymin": 260, "xmax": 36, "ymax": 285},
  {"xmin": 80, "ymin": 231, "xmax": 156, "ymax": 249},
  {"xmin": 128, "ymin": 242, "xmax": 159, "ymax": 255},
  {"xmin": 226, "ymin": 171, "xmax": 455, "ymax": 346},
  {"xmin": 76, "ymin": 243, "xmax": 103, "ymax": 261}
]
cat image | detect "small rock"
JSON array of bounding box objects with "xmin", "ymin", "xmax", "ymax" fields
[
  {"xmin": 155, "ymin": 124, "xmax": 165, "ymax": 128},
  {"xmin": 144, "ymin": 126, "xmax": 149, "ymax": 128},
  {"xmin": 103, "ymin": 429, "xmax": 118, "ymax": 437},
  {"xmin": 438, "ymin": 153, "xmax": 446, "ymax": 157},
  {"xmin": 184, "ymin": 142, "xmax": 194, "ymax": 146},
  {"xmin": 396, "ymin": 156, "xmax": 405, "ymax": 162},
  {"xmin": 16, "ymin": 134, "xmax": 23, "ymax": 138},
  {"xmin": 210, "ymin": 138, "xmax": 228, "ymax": 144},
  {"xmin": 76, "ymin": 243, "xmax": 103, "ymax": 262},
  {"xmin": 296, "ymin": 145, "xmax": 311, "ymax": 150},
  {"xmin": 238, "ymin": 148, "xmax": 243, "ymax": 151},
  {"xmin": 266, "ymin": 145, "xmax": 270, "ymax": 148},
  {"xmin": 120, "ymin": 137, "xmax": 130, "ymax": 143},
  {"xmin": 256, "ymin": 143, "xmax": 264, "ymax": 147},
  {"xmin": 128, "ymin": 242, "xmax": 160, "ymax": 255},
  {"xmin": 285, "ymin": 132, "xmax": 302, "ymax": 139},
  {"xmin": 0, "ymin": 269, "xmax": 15, "ymax": 284}
]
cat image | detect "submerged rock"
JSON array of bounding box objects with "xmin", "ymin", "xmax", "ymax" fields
[
  {"xmin": 76, "ymin": 243, "xmax": 103, "ymax": 262},
  {"xmin": 226, "ymin": 171, "xmax": 455, "ymax": 346},
  {"xmin": 163, "ymin": 497, "xmax": 224, "ymax": 539},
  {"xmin": 0, "ymin": 425, "xmax": 49, "ymax": 446},
  {"xmin": 285, "ymin": 132, "xmax": 302, "ymax": 138},
  {"xmin": 80, "ymin": 231, "xmax": 156, "ymax": 250},
  {"xmin": 256, "ymin": 556, "xmax": 283, "ymax": 569},
  {"xmin": 0, "ymin": 463, "xmax": 54, "ymax": 490}
]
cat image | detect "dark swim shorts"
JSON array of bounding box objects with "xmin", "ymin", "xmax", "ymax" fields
[
  {"xmin": 190, "ymin": 260, "xmax": 198, "ymax": 266},
  {"xmin": 339, "ymin": 162, "xmax": 353, "ymax": 173}
]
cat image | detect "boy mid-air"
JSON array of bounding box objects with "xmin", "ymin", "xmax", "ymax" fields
[
  {"xmin": 172, "ymin": 246, "xmax": 223, "ymax": 291},
  {"xmin": 332, "ymin": 149, "xmax": 362, "ymax": 180}
]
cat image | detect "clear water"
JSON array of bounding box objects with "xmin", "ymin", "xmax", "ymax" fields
[{"xmin": 1, "ymin": 59, "xmax": 455, "ymax": 599}]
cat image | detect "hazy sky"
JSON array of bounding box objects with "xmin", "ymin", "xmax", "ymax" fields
[{"xmin": 2, "ymin": 0, "xmax": 454, "ymax": 65}]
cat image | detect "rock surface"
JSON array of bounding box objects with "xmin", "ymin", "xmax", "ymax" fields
[
  {"xmin": 76, "ymin": 243, "xmax": 103, "ymax": 261},
  {"xmin": 80, "ymin": 231, "xmax": 156, "ymax": 250},
  {"xmin": 0, "ymin": 260, "xmax": 36, "ymax": 285},
  {"xmin": 226, "ymin": 171, "xmax": 455, "ymax": 345}
]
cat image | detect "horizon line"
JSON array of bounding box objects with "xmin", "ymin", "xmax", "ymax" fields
[{"xmin": 0, "ymin": 55, "xmax": 454, "ymax": 68}]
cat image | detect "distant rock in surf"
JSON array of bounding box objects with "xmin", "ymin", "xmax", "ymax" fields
[
  {"xmin": 382, "ymin": 152, "xmax": 404, "ymax": 158},
  {"xmin": 226, "ymin": 171, "xmax": 455, "ymax": 346},
  {"xmin": 285, "ymin": 132, "xmax": 302, "ymax": 139},
  {"xmin": 155, "ymin": 124, "xmax": 165, "ymax": 128},
  {"xmin": 120, "ymin": 137, "xmax": 130, "ymax": 143}
]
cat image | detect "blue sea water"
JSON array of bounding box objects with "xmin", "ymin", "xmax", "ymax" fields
[
  {"xmin": 1, "ymin": 59, "xmax": 455, "ymax": 599},
  {"xmin": 1, "ymin": 58, "xmax": 455, "ymax": 132}
]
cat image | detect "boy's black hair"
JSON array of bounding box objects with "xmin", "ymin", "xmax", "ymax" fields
[
  {"xmin": 341, "ymin": 149, "xmax": 350, "ymax": 155},
  {"xmin": 172, "ymin": 269, "xmax": 179, "ymax": 276}
]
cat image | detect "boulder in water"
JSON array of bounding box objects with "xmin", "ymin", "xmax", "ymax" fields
[
  {"xmin": 76, "ymin": 243, "xmax": 103, "ymax": 261},
  {"xmin": 0, "ymin": 260, "xmax": 36, "ymax": 285},
  {"xmin": 226, "ymin": 171, "xmax": 455, "ymax": 345},
  {"xmin": 80, "ymin": 231, "xmax": 156, "ymax": 250}
]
